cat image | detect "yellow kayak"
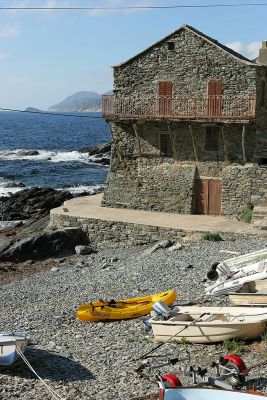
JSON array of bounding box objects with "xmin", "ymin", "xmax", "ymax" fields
[{"xmin": 77, "ymin": 290, "xmax": 177, "ymax": 322}]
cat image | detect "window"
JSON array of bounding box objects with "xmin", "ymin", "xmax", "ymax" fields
[
  {"xmin": 167, "ymin": 42, "xmax": 175, "ymax": 51},
  {"xmin": 160, "ymin": 133, "xmax": 173, "ymax": 157},
  {"xmin": 205, "ymin": 126, "xmax": 219, "ymax": 151}
]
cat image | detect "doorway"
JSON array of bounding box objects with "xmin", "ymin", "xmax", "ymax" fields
[{"xmin": 194, "ymin": 178, "xmax": 222, "ymax": 215}]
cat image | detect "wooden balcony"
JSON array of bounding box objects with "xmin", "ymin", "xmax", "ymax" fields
[{"xmin": 102, "ymin": 95, "xmax": 256, "ymax": 121}]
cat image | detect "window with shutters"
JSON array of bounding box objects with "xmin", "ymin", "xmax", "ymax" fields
[
  {"xmin": 205, "ymin": 126, "xmax": 219, "ymax": 151},
  {"xmin": 159, "ymin": 81, "xmax": 173, "ymax": 116},
  {"xmin": 208, "ymin": 80, "xmax": 222, "ymax": 116},
  {"xmin": 160, "ymin": 133, "xmax": 173, "ymax": 157}
]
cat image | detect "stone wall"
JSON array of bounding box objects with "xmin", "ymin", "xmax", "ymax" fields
[
  {"xmin": 102, "ymin": 120, "xmax": 259, "ymax": 216},
  {"xmin": 49, "ymin": 213, "xmax": 259, "ymax": 250},
  {"xmin": 114, "ymin": 27, "xmax": 257, "ymax": 100}
]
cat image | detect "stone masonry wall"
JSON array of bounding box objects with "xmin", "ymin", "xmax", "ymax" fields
[
  {"xmin": 49, "ymin": 213, "xmax": 259, "ymax": 250},
  {"xmin": 114, "ymin": 28, "xmax": 257, "ymax": 100},
  {"xmin": 102, "ymin": 120, "xmax": 258, "ymax": 216}
]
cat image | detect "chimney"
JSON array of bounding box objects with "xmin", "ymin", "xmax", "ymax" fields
[{"xmin": 258, "ymin": 41, "xmax": 267, "ymax": 65}]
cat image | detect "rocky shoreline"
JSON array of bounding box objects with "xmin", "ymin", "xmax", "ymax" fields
[{"xmin": 1, "ymin": 239, "xmax": 267, "ymax": 399}]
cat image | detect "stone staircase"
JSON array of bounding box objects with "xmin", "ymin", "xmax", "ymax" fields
[{"xmin": 251, "ymin": 176, "xmax": 267, "ymax": 228}]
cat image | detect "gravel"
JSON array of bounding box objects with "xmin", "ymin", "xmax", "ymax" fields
[{"xmin": 1, "ymin": 239, "xmax": 267, "ymax": 399}]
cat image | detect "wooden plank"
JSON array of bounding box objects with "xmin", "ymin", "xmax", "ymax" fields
[
  {"xmin": 209, "ymin": 179, "xmax": 222, "ymax": 215},
  {"xmin": 221, "ymin": 125, "xmax": 228, "ymax": 162},
  {"xmin": 167, "ymin": 123, "xmax": 178, "ymax": 161},
  {"xmin": 189, "ymin": 125, "xmax": 198, "ymax": 161},
  {"xmin": 107, "ymin": 122, "xmax": 123, "ymax": 163},
  {"xmin": 242, "ymin": 124, "xmax": 246, "ymax": 164},
  {"xmin": 133, "ymin": 123, "xmax": 142, "ymax": 157}
]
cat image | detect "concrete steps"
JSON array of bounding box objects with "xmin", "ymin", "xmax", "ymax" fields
[{"xmin": 252, "ymin": 205, "xmax": 267, "ymax": 229}]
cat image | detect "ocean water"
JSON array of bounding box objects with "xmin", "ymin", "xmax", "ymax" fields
[{"xmin": 0, "ymin": 111, "xmax": 111, "ymax": 197}]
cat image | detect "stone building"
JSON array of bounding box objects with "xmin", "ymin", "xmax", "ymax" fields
[{"xmin": 102, "ymin": 24, "xmax": 267, "ymax": 218}]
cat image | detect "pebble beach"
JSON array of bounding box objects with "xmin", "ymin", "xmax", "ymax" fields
[{"xmin": 1, "ymin": 239, "xmax": 267, "ymax": 400}]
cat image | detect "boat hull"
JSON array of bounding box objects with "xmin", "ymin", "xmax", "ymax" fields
[
  {"xmin": 162, "ymin": 387, "xmax": 266, "ymax": 400},
  {"xmin": 151, "ymin": 306, "xmax": 267, "ymax": 344},
  {"xmin": 77, "ymin": 290, "xmax": 177, "ymax": 321},
  {"xmin": 0, "ymin": 336, "xmax": 28, "ymax": 366}
]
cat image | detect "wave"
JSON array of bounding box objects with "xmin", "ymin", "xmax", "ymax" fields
[
  {"xmin": 0, "ymin": 177, "xmax": 105, "ymax": 198},
  {"xmin": 0, "ymin": 149, "xmax": 108, "ymax": 165}
]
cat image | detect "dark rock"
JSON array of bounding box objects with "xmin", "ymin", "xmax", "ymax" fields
[
  {"xmin": 0, "ymin": 227, "xmax": 89, "ymax": 262},
  {"xmin": 0, "ymin": 187, "xmax": 73, "ymax": 220},
  {"xmin": 79, "ymin": 142, "xmax": 111, "ymax": 155},
  {"xmin": 16, "ymin": 150, "xmax": 40, "ymax": 156},
  {"xmin": 75, "ymin": 245, "xmax": 95, "ymax": 255}
]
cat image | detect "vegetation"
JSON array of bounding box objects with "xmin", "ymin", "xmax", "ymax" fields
[
  {"xmin": 239, "ymin": 202, "xmax": 254, "ymax": 223},
  {"xmin": 222, "ymin": 338, "xmax": 246, "ymax": 354},
  {"xmin": 202, "ymin": 232, "xmax": 223, "ymax": 241}
]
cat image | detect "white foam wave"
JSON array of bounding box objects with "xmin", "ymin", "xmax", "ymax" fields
[
  {"xmin": 0, "ymin": 178, "xmax": 25, "ymax": 197},
  {"xmin": 0, "ymin": 149, "xmax": 106, "ymax": 164},
  {"xmin": 58, "ymin": 184, "xmax": 105, "ymax": 196}
]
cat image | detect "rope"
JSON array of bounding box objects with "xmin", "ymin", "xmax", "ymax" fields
[{"xmin": 15, "ymin": 346, "xmax": 64, "ymax": 400}]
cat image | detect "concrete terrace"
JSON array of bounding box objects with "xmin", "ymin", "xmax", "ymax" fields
[{"xmin": 51, "ymin": 193, "xmax": 264, "ymax": 236}]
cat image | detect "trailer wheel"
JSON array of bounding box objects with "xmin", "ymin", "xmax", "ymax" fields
[
  {"xmin": 222, "ymin": 356, "xmax": 248, "ymax": 386},
  {"xmin": 161, "ymin": 374, "xmax": 182, "ymax": 388}
]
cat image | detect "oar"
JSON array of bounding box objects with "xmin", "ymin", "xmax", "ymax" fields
[{"xmin": 137, "ymin": 312, "xmax": 208, "ymax": 360}]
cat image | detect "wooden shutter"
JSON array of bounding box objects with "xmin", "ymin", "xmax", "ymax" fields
[
  {"xmin": 208, "ymin": 80, "xmax": 222, "ymax": 116},
  {"xmin": 159, "ymin": 81, "xmax": 173, "ymax": 97},
  {"xmin": 159, "ymin": 81, "xmax": 173, "ymax": 115}
]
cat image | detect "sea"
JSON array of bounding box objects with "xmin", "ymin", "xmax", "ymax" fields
[{"xmin": 0, "ymin": 111, "xmax": 111, "ymax": 197}]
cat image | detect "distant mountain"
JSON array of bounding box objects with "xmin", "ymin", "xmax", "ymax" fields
[
  {"xmin": 48, "ymin": 90, "xmax": 112, "ymax": 113},
  {"xmin": 24, "ymin": 107, "xmax": 44, "ymax": 113}
]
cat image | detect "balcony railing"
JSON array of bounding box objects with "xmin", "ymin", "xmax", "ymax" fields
[{"xmin": 102, "ymin": 95, "xmax": 256, "ymax": 120}]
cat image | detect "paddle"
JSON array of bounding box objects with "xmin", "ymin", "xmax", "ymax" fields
[{"xmin": 137, "ymin": 312, "xmax": 208, "ymax": 360}]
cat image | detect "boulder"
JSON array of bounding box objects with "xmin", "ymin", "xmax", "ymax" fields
[
  {"xmin": 0, "ymin": 187, "xmax": 73, "ymax": 220},
  {"xmin": 143, "ymin": 240, "xmax": 174, "ymax": 255},
  {"xmin": 0, "ymin": 227, "xmax": 89, "ymax": 262},
  {"xmin": 79, "ymin": 142, "xmax": 111, "ymax": 155},
  {"xmin": 75, "ymin": 245, "xmax": 96, "ymax": 256}
]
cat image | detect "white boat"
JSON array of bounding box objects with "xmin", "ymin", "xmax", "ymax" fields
[
  {"xmin": 158, "ymin": 386, "xmax": 267, "ymax": 400},
  {"xmin": 0, "ymin": 333, "xmax": 28, "ymax": 366},
  {"xmin": 207, "ymin": 248, "xmax": 267, "ymax": 280},
  {"xmin": 150, "ymin": 305, "xmax": 267, "ymax": 344},
  {"xmin": 229, "ymin": 280, "xmax": 267, "ymax": 306},
  {"xmin": 205, "ymin": 260, "xmax": 267, "ymax": 296}
]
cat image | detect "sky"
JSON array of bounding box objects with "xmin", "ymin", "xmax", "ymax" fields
[{"xmin": 0, "ymin": 0, "xmax": 266, "ymax": 110}]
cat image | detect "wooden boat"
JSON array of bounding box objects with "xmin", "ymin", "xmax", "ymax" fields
[
  {"xmin": 205, "ymin": 260, "xmax": 267, "ymax": 296},
  {"xmin": 77, "ymin": 290, "xmax": 177, "ymax": 322},
  {"xmin": 158, "ymin": 387, "xmax": 267, "ymax": 400},
  {"xmin": 229, "ymin": 280, "xmax": 267, "ymax": 306},
  {"xmin": 150, "ymin": 305, "xmax": 267, "ymax": 344},
  {"xmin": 0, "ymin": 333, "xmax": 28, "ymax": 366}
]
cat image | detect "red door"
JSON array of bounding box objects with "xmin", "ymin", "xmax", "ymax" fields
[
  {"xmin": 159, "ymin": 81, "xmax": 173, "ymax": 116},
  {"xmin": 208, "ymin": 80, "xmax": 222, "ymax": 117}
]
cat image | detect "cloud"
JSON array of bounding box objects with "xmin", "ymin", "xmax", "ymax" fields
[
  {"xmin": 0, "ymin": 26, "xmax": 21, "ymax": 38},
  {"xmin": 225, "ymin": 41, "xmax": 261, "ymax": 60},
  {"xmin": 0, "ymin": 52, "xmax": 8, "ymax": 60}
]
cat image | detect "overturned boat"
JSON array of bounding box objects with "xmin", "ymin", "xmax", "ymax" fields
[
  {"xmin": 0, "ymin": 333, "xmax": 29, "ymax": 366},
  {"xmin": 205, "ymin": 260, "xmax": 267, "ymax": 296},
  {"xmin": 229, "ymin": 280, "xmax": 267, "ymax": 306},
  {"xmin": 77, "ymin": 290, "xmax": 177, "ymax": 322},
  {"xmin": 150, "ymin": 305, "xmax": 267, "ymax": 344}
]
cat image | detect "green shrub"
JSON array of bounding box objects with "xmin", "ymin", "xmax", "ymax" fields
[
  {"xmin": 203, "ymin": 232, "xmax": 223, "ymax": 241},
  {"xmin": 240, "ymin": 202, "xmax": 254, "ymax": 224},
  {"xmin": 222, "ymin": 338, "xmax": 246, "ymax": 355}
]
